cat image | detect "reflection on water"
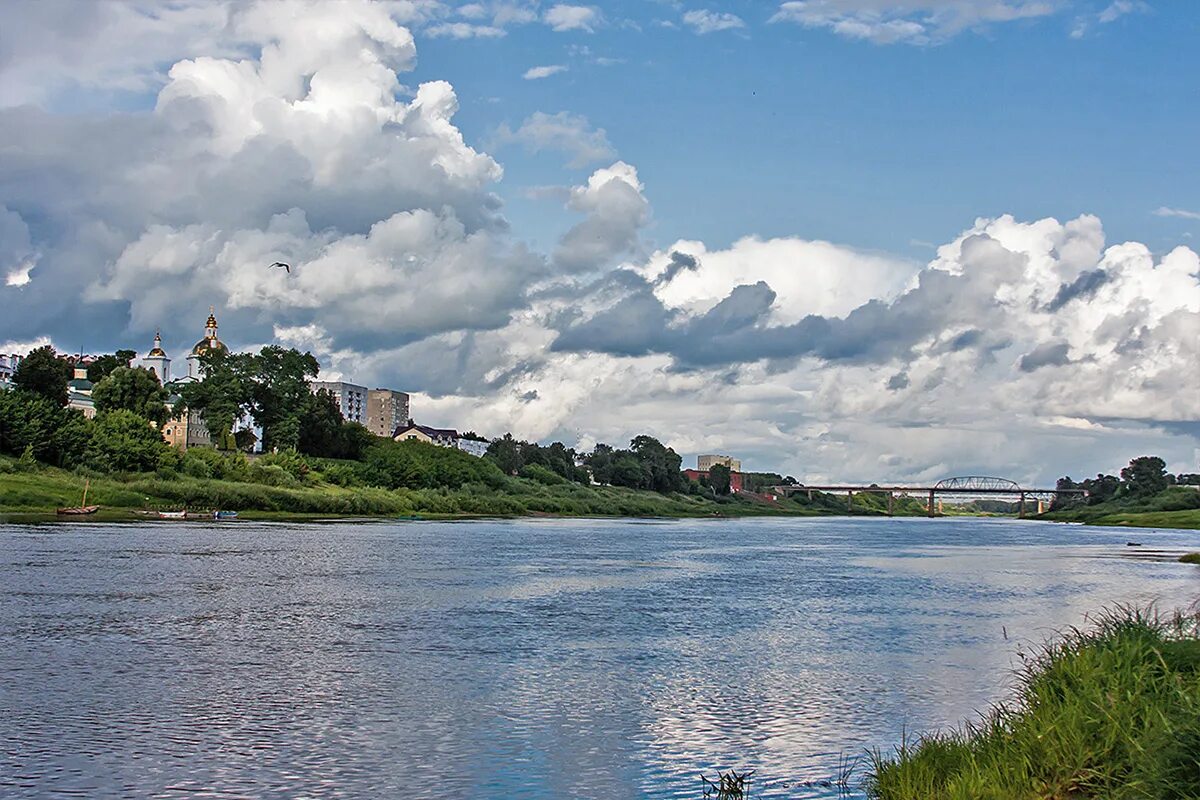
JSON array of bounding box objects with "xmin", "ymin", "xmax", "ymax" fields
[{"xmin": 1, "ymin": 517, "xmax": 1198, "ymax": 798}]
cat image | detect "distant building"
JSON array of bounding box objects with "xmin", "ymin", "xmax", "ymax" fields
[
  {"xmin": 66, "ymin": 365, "xmax": 96, "ymax": 418},
  {"xmin": 366, "ymin": 388, "xmax": 411, "ymax": 437},
  {"xmin": 393, "ymin": 422, "xmax": 459, "ymax": 448},
  {"xmin": 310, "ymin": 380, "xmax": 368, "ymax": 424},
  {"xmin": 684, "ymin": 468, "xmax": 744, "ymax": 493},
  {"xmin": 457, "ymin": 437, "xmax": 489, "ymax": 458},
  {"xmin": 162, "ymin": 398, "xmax": 212, "ymax": 450},
  {"xmin": 698, "ymin": 454, "xmax": 742, "ymax": 472},
  {"xmin": 185, "ymin": 308, "xmax": 227, "ymax": 380},
  {"xmin": 0, "ymin": 353, "xmax": 22, "ymax": 382},
  {"xmin": 135, "ymin": 331, "xmax": 171, "ymax": 384}
]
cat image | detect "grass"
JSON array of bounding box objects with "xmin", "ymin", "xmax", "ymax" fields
[
  {"xmin": 866, "ymin": 607, "xmax": 1200, "ymax": 799},
  {"xmin": 0, "ymin": 455, "xmax": 899, "ymax": 520},
  {"xmin": 1040, "ymin": 486, "xmax": 1200, "ymax": 530},
  {"xmin": 1180, "ymin": 553, "xmax": 1200, "ymax": 565}
]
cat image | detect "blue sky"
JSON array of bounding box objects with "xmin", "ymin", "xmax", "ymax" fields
[
  {"xmin": 411, "ymin": 1, "xmax": 1199, "ymax": 256},
  {"xmin": 0, "ymin": 0, "xmax": 1197, "ymax": 481}
]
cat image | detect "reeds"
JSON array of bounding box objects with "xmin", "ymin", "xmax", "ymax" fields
[{"xmin": 865, "ymin": 606, "xmax": 1200, "ymax": 799}]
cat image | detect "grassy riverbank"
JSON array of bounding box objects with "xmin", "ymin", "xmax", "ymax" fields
[
  {"xmin": 1039, "ymin": 486, "xmax": 1200, "ymax": 530},
  {"xmin": 0, "ymin": 455, "xmax": 933, "ymax": 520},
  {"xmin": 866, "ymin": 608, "xmax": 1200, "ymax": 799}
]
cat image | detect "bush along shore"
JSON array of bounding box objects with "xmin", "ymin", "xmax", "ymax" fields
[
  {"xmin": 0, "ymin": 448, "xmax": 935, "ymax": 520},
  {"xmin": 866, "ymin": 607, "xmax": 1200, "ymax": 799}
]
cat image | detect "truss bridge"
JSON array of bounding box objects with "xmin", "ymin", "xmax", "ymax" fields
[{"xmin": 770, "ymin": 476, "xmax": 1085, "ymax": 517}]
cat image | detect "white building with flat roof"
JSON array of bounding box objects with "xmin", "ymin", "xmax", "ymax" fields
[{"xmin": 309, "ymin": 380, "xmax": 368, "ymax": 424}]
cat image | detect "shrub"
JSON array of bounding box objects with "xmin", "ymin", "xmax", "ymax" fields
[
  {"xmin": 520, "ymin": 464, "xmax": 567, "ymax": 485},
  {"xmin": 257, "ymin": 449, "xmax": 310, "ymax": 479},
  {"xmin": 86, "ymin": 410, "xmax": 167, "ymax": 473}
]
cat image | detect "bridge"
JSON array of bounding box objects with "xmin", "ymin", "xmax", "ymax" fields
[{"xmin": 768, "ymin": 476, "xmax": 1086, "ymax": 517}]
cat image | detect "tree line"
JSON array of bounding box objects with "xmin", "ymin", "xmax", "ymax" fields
[{"xmin": 1051, "ymin": 455, "xmax": 1200, "ymax": 510}]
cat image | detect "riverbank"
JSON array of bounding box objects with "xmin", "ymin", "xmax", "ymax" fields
[
  {"xmin": 866, "ymin": 607, "xmax": 1200, "ymax": 799},
  {"xmin": 1037, "ymin": 486, "xmax": 1200, "ymax": 530},
  {"xmin": 0, "ymin": 458, "xmax": 933, "ymax": 520}
]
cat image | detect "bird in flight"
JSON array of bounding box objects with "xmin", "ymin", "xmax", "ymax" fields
[{"xmin": 270, "ymin": 261, "xmax": 291, "ymax": 273}]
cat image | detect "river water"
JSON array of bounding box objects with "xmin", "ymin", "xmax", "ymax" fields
[{"xmin": 1, "ymin": 516, "xmax": 1198, "ymax": 799}]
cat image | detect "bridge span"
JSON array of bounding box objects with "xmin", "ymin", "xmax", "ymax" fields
[{"xmin": 769, "ymin": 476, "xmax": 1085, "ymax": 517}]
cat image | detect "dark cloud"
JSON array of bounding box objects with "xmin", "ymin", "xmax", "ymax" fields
[
  {"xmin": 656, "ymin": 250, "xmax": 699, "ymax": 284},
  {"xmin": 1046, "ymin": 268, "xmax": 1109, "ymax": 312},
  {"xmin": 1018, "ymin": 341, "xmax": 1072, "ymax": 371},
  {"xmin": 886, "ymin": 371, "xmax": 910, "ymax": 390}
]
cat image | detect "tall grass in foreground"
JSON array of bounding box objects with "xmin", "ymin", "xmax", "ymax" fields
[{"xmin": 866, "ymin": 607, "xmax": 1200, "ymax": 799}]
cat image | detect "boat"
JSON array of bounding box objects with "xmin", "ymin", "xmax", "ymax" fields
[
  {"xmin": 157, "ymin": 510, "xmax": 187, "ymax": 519},
  {"xmin": 213, "ymin": 510, "xmax": 239, "ymax": 520},
  {"xmin": 57, "ymin": 480, "xmax": 100, "ymax": 516}
]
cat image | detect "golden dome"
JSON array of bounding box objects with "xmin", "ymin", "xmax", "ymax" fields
[
  {"xmin": 191, "ymin": 336, "xmax": 227, "ymax": 356},
  {"xmin": 147, "ymin": 330, "xmax": 167, "ymax": 358},
  {"xmin": 191, "ymin": 308, "xmax": 226, "ymax": 356}
]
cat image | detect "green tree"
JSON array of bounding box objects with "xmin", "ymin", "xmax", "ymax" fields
[
  {"xmin": 1121, "ymin": 456, "xmax": 1168, "ymax": 497},
  {"xmin": 12, "ymin": 346, "xmax": 71, "ymax": 406},
  {"xmin": 176, "ymin": 349, "xmax": 254, "ymax": 449},
  {"xmin": 297, "ymin": 390, "xmax": 344, "ymax": 457},
  {"xmin": 92, "ymin": 366, "xmax": 169, "ymax": 425},
  {"xmin": 86, "ymin": 350, "xmax": 137, "ymax": 383},
  {"xmin": 0, "ymin": 389, "xmax": 92, "ymax": 466},
  {"xmin": 249, "ymin": 346, "xmax": 320, "ymax": 452},
  {"xmin": 629, "ymin": 435, "xmax": 684, "ymax": 493},
  {"xmin": 586, "ymin": 443, "xmax": 615, "ymax": 485},
  {"xmin": 486, "ymin": 433, "xmax": 524, "ymax": 475},
  {"xmin": 86, "ymin": 410, "xmax": 166, "ymax": 472},
  {"xmin": 708, "ymin": 463, "xmax": 732, "ymax": 495}
]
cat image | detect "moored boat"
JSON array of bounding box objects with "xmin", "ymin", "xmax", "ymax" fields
[
  {"xmin": 57, "ymin": 480, "xmax": 99, "ymax": 516},
  {"xmin": 157, "ymin": 510, "xmax": 187, "ymax": 519},
  {"xmin": 213, "ymin": 510, "xmax": 238, "ymax": 520}
]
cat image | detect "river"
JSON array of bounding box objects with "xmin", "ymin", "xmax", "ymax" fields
[{"xmin": 1, "ymin": 516, "xmax": 1198, "ymax": 798}]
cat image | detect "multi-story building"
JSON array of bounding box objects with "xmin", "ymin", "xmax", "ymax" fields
[
  {"xmin": 698, "ymin": 454, "xmax": 742, "ymax": 472},
  {"xmin": 366, "ymin": 388, "xmax": 411, "ymax": 437},
  {"xmin": 162, "ymin": 401, "xmax": 212, "ymax": 449},
  {"xmin": 0, "ymin": 353, "xmax": 22, "ymax": 383},
  {"xmin": 310, "ymin": 380, "xmax": 368, "ymax": 424}
]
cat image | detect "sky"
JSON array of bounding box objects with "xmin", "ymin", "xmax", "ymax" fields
[{"xmin": 0, "ymin": 0, "xmax": 1197, "ymax": 484}]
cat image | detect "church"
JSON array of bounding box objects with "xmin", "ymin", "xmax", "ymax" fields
[{"xmin": 134, "ymin": 308, "xmax": 231, "ymax": 450}]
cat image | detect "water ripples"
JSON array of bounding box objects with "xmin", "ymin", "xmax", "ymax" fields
[{"xmin": 2, "ymin": 517, "xmax": 1198, "ymax": 798}]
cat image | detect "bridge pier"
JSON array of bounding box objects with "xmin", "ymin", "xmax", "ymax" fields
[
  {"xmin": 847, "ymin": 491, "xmax": 853, "ymax": 510},
  {"xmin": 927, "ymin": 489, "xmax": 936, "ymax": 517},
  {"xmin": 1018, "ymin": 491, "xmax": 1026, "ymax": 518},
  {"xmin": 887, "ymin": 492, "xmax": 894, "ymax": 516}
]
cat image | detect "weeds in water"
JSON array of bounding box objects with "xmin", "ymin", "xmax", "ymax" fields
[
  {"xmin": 1180, "ymin": 552, "xmax": 1200, "ymax": 564},
  {"xmin": 701, "ymin": 769, "xmax": 753, "ymax": 799}
]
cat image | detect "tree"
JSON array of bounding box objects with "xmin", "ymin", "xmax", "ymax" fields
[
  {"xmin": 86, "ymin": 410, "xmax": 166, "ymax": 472},
  {"xmin": 1121, "ymin": 456, "xmax": 1168, "ymax": 497},
  {"xmin": 486, "ymin": 433, "xmax": 524, "ymax": 475},
  {"xmin": 629, "ymin": 435, "xmax": 684, "ymax": 493},
  {"xmin": 87, "ymin": 350, "xmax": 137, "ymax": 383},
  {"xmin": 176, "ymin": 349, "xmax": 254, "ymax": 449},
  {"xmin": 297, "ymin": 389, "xmax": 344, "ymax": 457},
  {"xmin": 586, "ymin": 443, "xmax": 615, "ymax": 485},
  {"xmin": 249, "ymin": 346, "xmax": 320, "ymax": 452},
  {"xmin": 12, "ymin": 346, "xmax": 71, "ymax": 406},
  {"xmin": 0, "ymin": 389, "xmax": 91, "ymax": 467},
  {"xmin": 708, "ymin": 463, "xmax": 732, "ymax": 495},
  {"xmin": 1083, "ymin": 473, "xmax": 1122, "ymax": 505},
  {"xmin": 92, "ymin": 366, "xmax": 169, "ymax": 425}
]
